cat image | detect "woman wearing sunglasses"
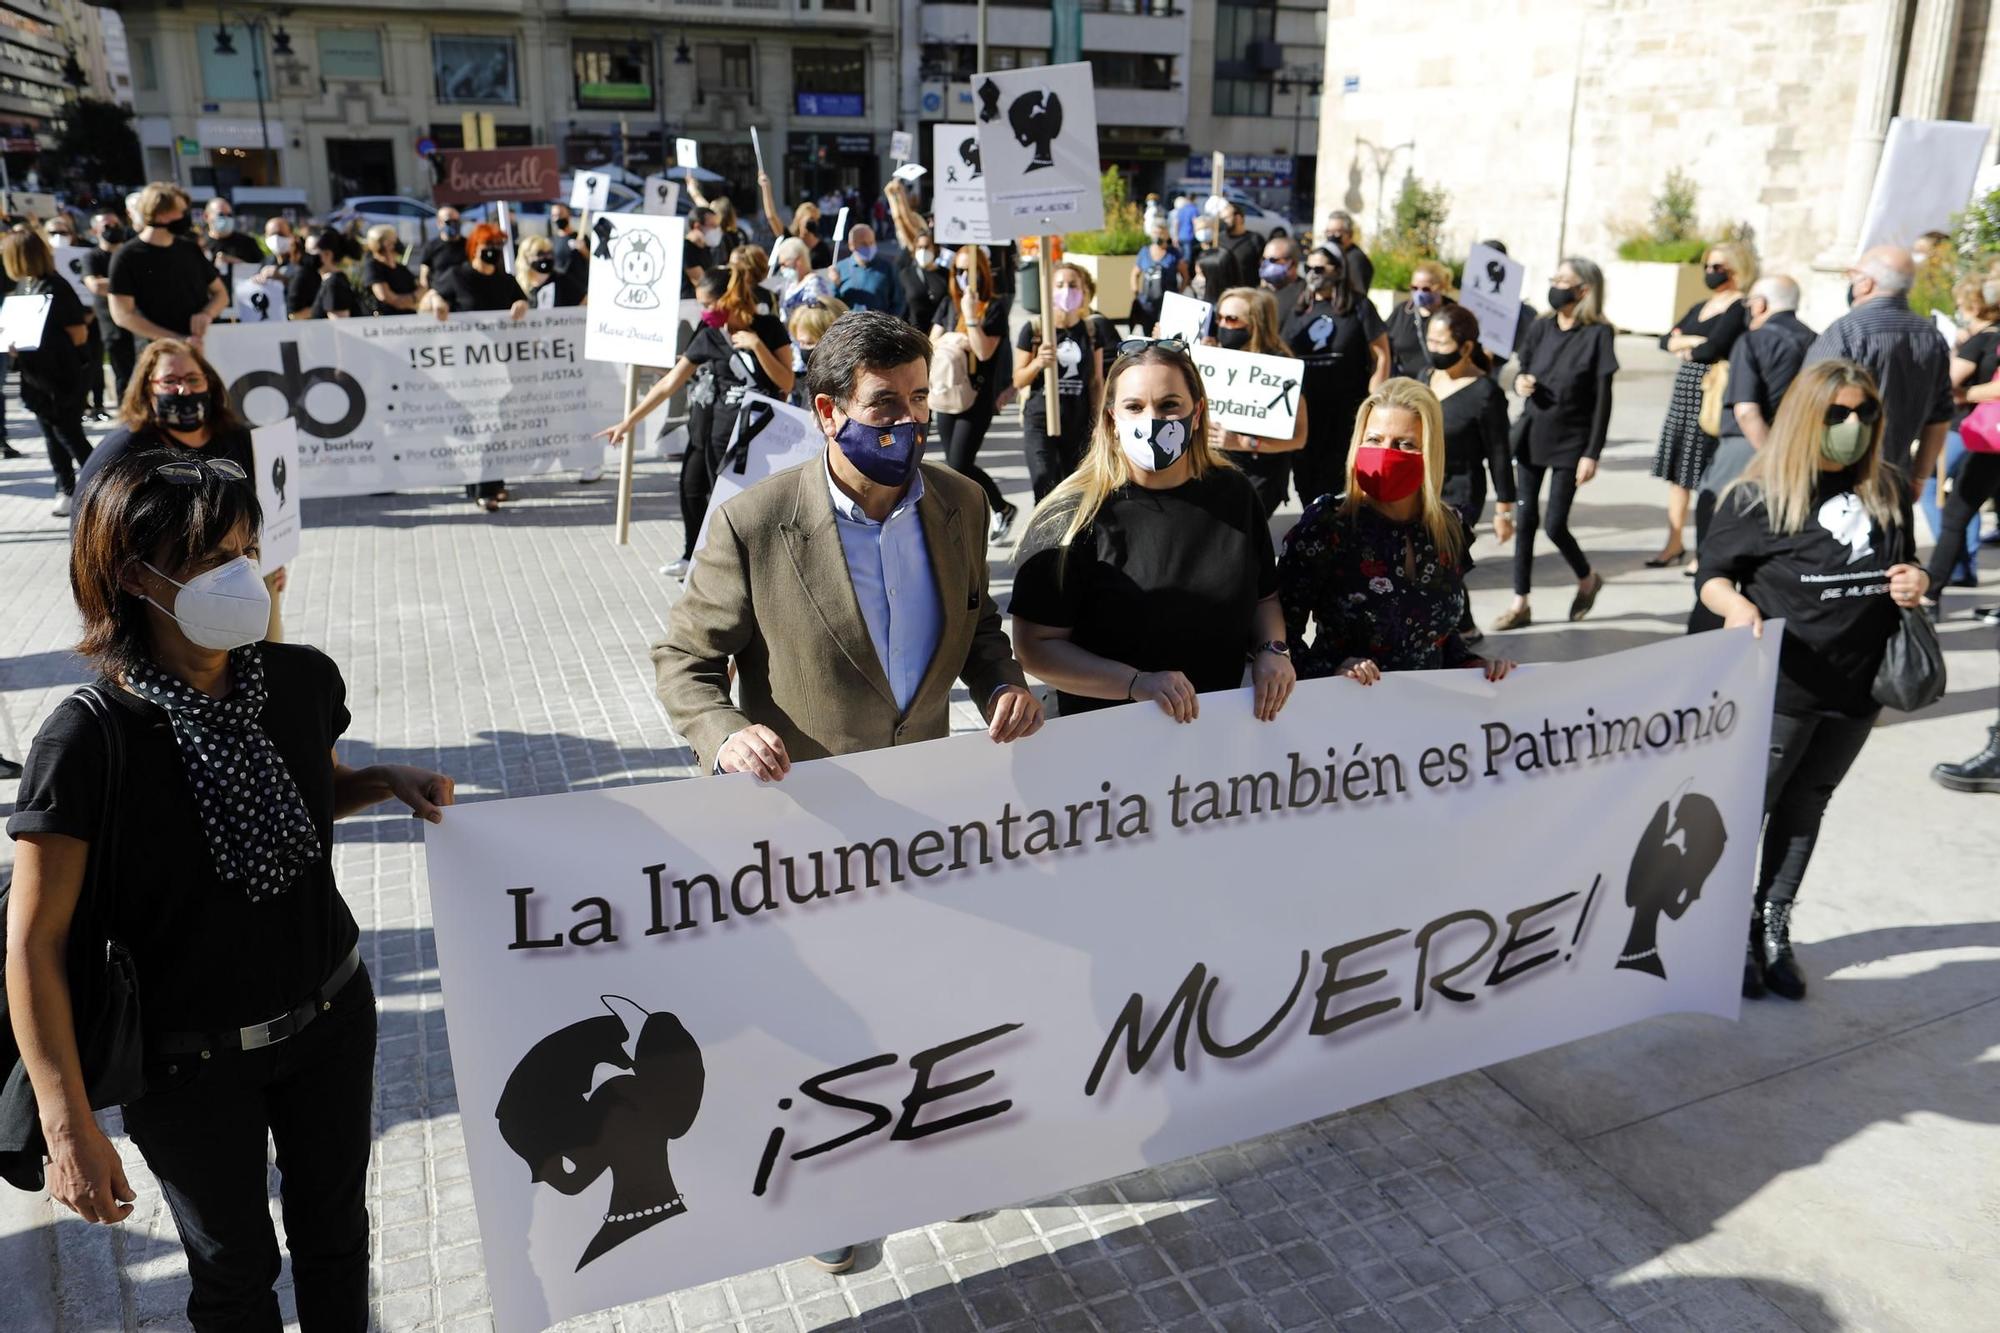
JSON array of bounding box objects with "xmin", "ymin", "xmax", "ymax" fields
[
  {"xmin": 1697, "ymin": 360, "xmax": 1928, "ymax": 1001},
  {"xmin": 1282, "ymin": 245, "xmax": 1391, "ymax": 509},
  {"xmin": 8, "ymin": 447, "xmax": 455, "ymax": 1329},
  {"xmin": 1279, "ymin": 377, "xmax": 1514, "ymax": 686},
  {"xmin": 1010, "ymin": 339, "xmax": 1295, "ymax": 725},
  {"xmin": 1650, "ymin": 242, "xmax": 1752, "ymax": 569},
  {"xmin": 1209, "ymin": 287, "xmax": 1309, "ymax": 517}
]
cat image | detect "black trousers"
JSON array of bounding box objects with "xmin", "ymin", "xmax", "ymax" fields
[
  {"xmin": 122, "ymin": 968, "xmax": 377, "ymax": 1333},
  {"xmin": 83, "ymin": 324, "xmax": 105, "ymax": 412},
  {"xmin": 36, "ymin": 408, "xmax": 92, "ymax": 494},
  {"xmin": 105, "ymin": 328, "xmax": 137, "ymax": 407},
  {"xmin": 1024, "ymin": 413, "xmax": 1090, "ymax": 503},
  {"xmin": 1927, "ymin": 451, "xmax": 2000, "ymax": 601},
  {"xmin": 1513, "ymin": 459, "xmax": 1592, "ymax": 596},
  {"xmin": 1759, "ymin": 709, "xmax": 1875, "ymax": 908},
  {"xmin": 1233, "ymin": 450, "xmax": 1292, "ymax": 518},
  {"xmin": 936, "ymin": 404, "xmax": 1006, "ymax": 512},
  {"xmin": 678, "ymin": 429, "xmax": 726, "ymax": 560}
]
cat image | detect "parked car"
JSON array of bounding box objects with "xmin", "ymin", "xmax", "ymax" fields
[
  {"xmin": 1171, "ymin": 184, "xmax": 1299, "ymax": 242},
  {"xmin": 325, "ymin": 195, "xmax": 438, "ymax": 248}
]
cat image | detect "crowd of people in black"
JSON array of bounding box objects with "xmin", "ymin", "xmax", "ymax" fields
[{"xmin": 0, "ymin": 164, "xmax": 1994, "ymax": 1330}]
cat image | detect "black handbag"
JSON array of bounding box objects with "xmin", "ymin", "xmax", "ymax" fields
[
  {"xmin": 1872, "ymin": 606, "xmax": 1948, "ymax": 712},
  {"xmin": 0, "ymin": 685, "xmax": 144, "ymax": 1191}
]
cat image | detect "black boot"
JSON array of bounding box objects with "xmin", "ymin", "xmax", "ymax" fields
[
  {"xmin": 1932, "ymin": 725, "xmax": 2000, "ymax": 793},
  {"xmin": 1758, "ymin": 900, "xmax": 1807, "ymax": 1000},
  {"xmin": 1742, "ymin": 926, "xmax": 1767, "ymax": 999}
]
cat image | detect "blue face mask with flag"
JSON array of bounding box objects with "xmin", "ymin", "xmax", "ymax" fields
[{"xmin": 833, "ymin": 414, "xmax": 926, "ymax": 487}]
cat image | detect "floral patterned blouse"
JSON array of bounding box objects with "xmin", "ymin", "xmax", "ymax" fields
[{"xmin": 1279, "ymin": 496, "xmax": 1482, "ymax": 676}]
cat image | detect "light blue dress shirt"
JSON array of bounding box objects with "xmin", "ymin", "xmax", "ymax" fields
[{"xmin": 826, "ymin": 459, "xmax": 942, "ymax": 712}]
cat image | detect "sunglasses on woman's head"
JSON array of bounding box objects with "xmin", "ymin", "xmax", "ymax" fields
[
  {"xmin": 1116, "ymin": 335, "xmax": 1189, "ymax": 358},
  {"xmin": 1704, "ymin": 264, "xmax": 1729, "ymax": 274},
  {"xmin": 1824, "ymin": 400, "xmax": 1881, "ymax": 427},
  {"xmin": 154, "ymin": 457, "xmax": 247, "ymax": 485}
]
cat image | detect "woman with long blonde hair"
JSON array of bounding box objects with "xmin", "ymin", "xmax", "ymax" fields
[
  {"xmin": 1279, "ymin": 377, "xmax": 1513, "ymax": 684},
  {"xmin": 1698, "ymin": 358, "xmax": 1929, "ymax": 1001},
  {"xmin": 1010, "ymin": 341, "xmax": 1295, "ymax": 723},
  {"xmin": 931, "ymin": 243, "xmax": 1016, "ymax": 534},
  {"xmin": 1210, "ymin": 286, "xmax": 1309, "ymax": 516}
]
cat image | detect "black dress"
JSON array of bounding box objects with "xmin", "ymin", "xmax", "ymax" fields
[
  {"xmin": 1434, "ymin": 373, "xmax": 1515, "ymax": 525},
  {"xmin": 1653, "ymin": 296, "xmax": 1747, "ymax": 488}
]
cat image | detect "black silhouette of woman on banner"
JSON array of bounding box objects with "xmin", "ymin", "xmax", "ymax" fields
[{"xmin": 1617, "ymin": 788, "xmax": 1728, "ymax": 979}]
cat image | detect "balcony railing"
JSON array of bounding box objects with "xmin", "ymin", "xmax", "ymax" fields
[{"xmin": 927, "ymin": 0, "xmax": 1181, "ymax": 13}]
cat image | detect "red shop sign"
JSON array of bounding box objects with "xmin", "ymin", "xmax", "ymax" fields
[{"xmin": 432, "ymin": 146, "xmax": 560, "ymax": 206}]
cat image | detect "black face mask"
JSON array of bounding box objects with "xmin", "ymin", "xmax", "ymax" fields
[
  {"xmin": 554, "ymin": 218, "xmax": 572, "ymax": 234},
  {"xmin": 164, "ymin": 214, "xmax": 194, "ymax": 237},
  {"xmin": 154, "ymin": 393, "xmax": 208, "ymax": 430},
  {"xmin": 530, "ymin": 257, "xmax": 554, "ymax": 274},
  {"xmin": 1428, "ymin": 347, "xmax": 1463, "ymax": 370},
  {"xmin": 1547, "ymin": 285, "xmax": 1580, "ymax": 310},
  {"xmin": 100, "ymin": 224, "xmax": 126, "ymax": 244},
  {"xmin": 440, "ymin": 220, "xmax": 461, "ymax": 238},
  {"xmin": 478, "ymin": 246, "xmax": 502, "ymax": 267},
  {"xmin": 1216, "ymin": 326, "xmax": 1251, "ymax": 351},
  {"xmin": 1702, "ymin": 269, "xmax": 1729, "ymax": 291}
]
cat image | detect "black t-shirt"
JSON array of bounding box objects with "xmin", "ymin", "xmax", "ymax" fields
[
  {"xmin": 1436, "ymin": 374, "xmax": 1515, "ymax": 511},
  {"xmin": 311, "ymin": 269, "xmax": 359, "ymax": 318},
  {"xmin": 432, "ymin": 264, "xmax": 527, "ymax": 314},
  {"xmin": 107, "ymin": 237, "xmax": 218, "ymax": 337},
  {"xmin": 6, "ymin": 645, "xmax": 357, "ymax": 1032},
  {"xmin": 1010, "ymin": 468, "xmax": 1278, "ymax": 716},
  {"xmin": 359, "ymin": 257, "xmax": 418, "ymax": 314},
  {"xmin": 1283, "ymin": 296, "xmax": 1386, "ymax": 429},
  {"xmin": 73, "ymin": 422, "xmax": 256, "ymax": 505},
  {"xmin": 932, "ymin": 295, "xmax": 1011, "ymax": 413},
  {"xmin": 1515, "ymin": 317, "xmax": 1619, "ymax": 466},
  {"xmin": 1954, "ymin": 326, "xmax": 2000, "ymax": 428},
  {"xmin": 531, "ymin": 264, "xmax": 588, "ymax": 309},
  {"xmin": 205, "ymin": 230, "xmax": 264, "ymax": 267},
  {"xmin": 683, "ymin": 312, "xmax": 790, "ymax": 452},
  {"xmin": 899, "ymin": 252, "xmax": 950, "ymax": 334},
  {"xmin": 84, "ymin": 245, "xmax": 115, "ymax": 324},
  {"xmin": 283, "ymin": 263, "xmax": 322, "ymax": 315},
  {"xmin": 11, "ymin": 276, "xmax": 89, "ymax": 406},
  {"xmin": 417, "ymin": 234, "xmax": 468, "ymax": 283},
  {"xmin": 1696, "ymin": 473, "xmax": 1914, "ymax": 716},
  {"xmin": 1015, "ymin": 318, "xmax": 1102, "ymax": 444}
]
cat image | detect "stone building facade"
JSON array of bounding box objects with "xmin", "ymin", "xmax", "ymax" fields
[{"xmin": 1314, "ymin": 0, "xmax": 2000, "ymax": 326}]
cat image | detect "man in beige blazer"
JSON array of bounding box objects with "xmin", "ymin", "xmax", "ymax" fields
[{"xmin": 655, "ymin": 310, "xmax": 1043, "ymax": 782}]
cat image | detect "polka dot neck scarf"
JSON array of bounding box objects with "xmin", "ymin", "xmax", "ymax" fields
[{"xmin": 127, "ymin": 646, "xmax": 321, "ymax": 903}]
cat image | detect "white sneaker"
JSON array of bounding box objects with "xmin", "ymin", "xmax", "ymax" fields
[
  {"xmin": 52, "ymin": 493, "xmax": 71, "ymax": 517},
  {"xmin": 660, "ymin": 558, "xmax": 691, "ymax": 579}
]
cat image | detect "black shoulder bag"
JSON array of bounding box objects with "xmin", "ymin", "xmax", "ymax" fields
[
  {"xmin": 0, "ymin": 685, "xmax": 144, "ymax": 1191},
  {"xmin": 1872, "ymin": 606, "xmax": 1947, "ymax": 712}
]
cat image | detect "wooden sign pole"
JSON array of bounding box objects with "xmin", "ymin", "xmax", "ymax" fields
[
  {"xmin": 1040, "ymin": 237, "xmax": 1060, "ymax": 435},
  {"xmin": 615, "ymin": 364, "xmax": 640, "ymax": 546}
]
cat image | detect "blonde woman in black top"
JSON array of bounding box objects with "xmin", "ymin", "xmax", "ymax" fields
[{"xmin": 1651, "ymin": 241, "xmax": 1752, "ymax": 567}]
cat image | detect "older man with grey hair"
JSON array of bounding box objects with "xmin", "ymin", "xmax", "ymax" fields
[
  {"xmin": 1320, "ymin": 209, "xmax": 1374, "ymax": 297},
  {"xmin": 1804, "ymin": 245, "xmax": 1952, "ymax": 496}
]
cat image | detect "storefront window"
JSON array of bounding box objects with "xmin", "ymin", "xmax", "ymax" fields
[
  {"xmin": 319, "ymin": 30, "xmax": 384, "ymax": 83},
  {"xmin": 197, "ymin": 24, "xmax": 262, "ymax": 103},
  {"xmin": 793, "ymin": 48, "xmax": 864, "ymax": 118},
  {"xmin": 434, "ymin": 35, "xmax": 518, "ymax": 106},
  {"xmin": 573, "ymin": 39, "xmax": 653, "ymax": 110}
]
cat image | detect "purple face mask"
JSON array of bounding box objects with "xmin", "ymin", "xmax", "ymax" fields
[{"xmin": 832, "ymin": 414, "xmax": 927, "ymax": 487}]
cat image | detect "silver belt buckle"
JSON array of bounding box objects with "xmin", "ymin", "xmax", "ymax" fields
[{"xmin": 239, "ymin": 1017, "xmax": 285, "ymax": 1051}]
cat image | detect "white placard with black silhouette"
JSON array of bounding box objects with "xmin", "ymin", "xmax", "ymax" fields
[
  {"xmin": 570, "ymin": 170, "xmax": 611, "ymax": 213},
  {"xmin": 675, "ymin": 138, "xmax": 699, "ymax": 171},
  {"xmin": 971, "ymin": 61, "xmax": 1105, "ymax": 242},
  {"xmin": 582, "ymin": 214, "xmax": 687, "ymax": 366},
  {"xmin": 251, "ymin": 417, "xmax": 303, "ymax": 572},
  {"xmin": 641, "ymin": 174, "xmax": 681, "ymax": 218},
  {"xmin": 426, "ymin": 628, "xmax": 1779, "ymax": 1333},
  {"xmin": 1190, "ymin": 344, "xmax": 1304, "ymax": 440},
  {"xmin": 931, "ymin": 123, "xmax": 991, "ymax": 246},
  {"xmin": 1156, "ymin": 289, "xmax": 1211, "ymax": 343},
  {"xmin": 52, "ymin": 243, "xmax": 96, "ymax": 308},
  {"xmin": 205, "ymin": 310, "xmax": 617, "ymax": 497},
  {"xmin": 890, "ymin": 129, "xmax": 913, "ymax": 162},
  {"xmin": 233, "ymin": 273, "xmax": 286, "ymax": 325},
  {"xmin": 1459, "ymin": 243, "xmax": 1526, "ymax": 360},
  {"xmin": 692, "ymin": 392, "xmax": 822, "ymax": 554}
]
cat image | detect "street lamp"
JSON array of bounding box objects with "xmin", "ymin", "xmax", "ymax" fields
[
  {"xmin": 1354, "ymin": 137, "xmax": 1414, "ymax": 242},
  {"xmin": 213, "ymin": 5, "xmax": 293, "ymax": 179},
  {"xmin": 1274, "ymin": 63, "xmax": 1322, "ymax": 221}
]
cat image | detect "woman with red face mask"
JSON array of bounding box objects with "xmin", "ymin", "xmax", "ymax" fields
[{"xmin": 1278, "ymin": 377, "xmax": 1515, "ymax": 683}]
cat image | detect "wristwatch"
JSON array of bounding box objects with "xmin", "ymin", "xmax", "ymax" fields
[{"xmin": 1252, "ymin": 640, "xmax": 1291, "ymax": 658}]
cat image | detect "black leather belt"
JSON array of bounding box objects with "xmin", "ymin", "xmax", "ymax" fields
[{"xmin": 154, "ymin": 945, "xmax": 363, "ymax": 1058}]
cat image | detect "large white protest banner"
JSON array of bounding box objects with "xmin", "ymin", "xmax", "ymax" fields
[
  {"xmin": 931, "ymin": 123, "xmax": 991, "ymax": 246},
  {"xmin": 582, "ymin": 214, "xmax": 686, "ymax": 366},
  {"xmin": 206, "ymin": 311, "xmax": 619, "ymax": 499},
  {"xmin": 51, "ymin": 243, "xmax": 96, "ymax": 308},
  {"xmin": 427, "ymin": 630, "xmax": 1778, "ymax": 1333},
  {"xmin": 251, "ymin": 418, "xmax": 302, "ymax": 571},
  {"xmin": 973, "ymin": 62, "xmax": 1105, "ymax": 241},
  {"xmin": 692, "ymin": 392, "xmax": 821, "ymax": 554},
  {"xmin": 1859, "ymin": 117, "xmax": 1993, "ymax": 252},
  {"xmin": 1192, "ymin": 344, "xmax": 1303, "ymax": 439},
  {"xmin": 1459, "ymin": 242, "xmax": 1526, "ymax": 359}
]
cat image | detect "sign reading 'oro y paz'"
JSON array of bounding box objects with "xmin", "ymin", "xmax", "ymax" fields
[
  {"xmin": 1191, "ymin": 344, "xmax": 1305, "ymax": 440},
  {"xmin": 426, "ymin": 630, "xmax": 1780, "ymax": 1333}
]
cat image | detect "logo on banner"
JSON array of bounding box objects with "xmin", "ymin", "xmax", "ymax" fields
[
  {"xmin": 229, "ymin": 342, "xmax": 366, "ymax": 440},
  {"xmin": 496, "ymin": 996, "xmax": 706, "ymax": 1271},
  {"xmin": 1616, "ymin": 788, "xmax": 1728, "ymax": 979}
]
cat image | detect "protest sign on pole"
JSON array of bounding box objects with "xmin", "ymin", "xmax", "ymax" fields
[
  {"xmin": 641, "ymin": 175, "xmax": 680, "ymax": 218},
  {"xmin": 51, "ymin": 243, "xmax": 95, "ymax": 308},
  {"xmin": 427, "ymin": 628, "xmax": 1778, "ymax": 1333},
  {"xmin": 1157, "ymin": 289, "xmax": 1212, "ymax": 343},
  {"xmin": 1459, "ymin": 242, "xmax": 1527, "ymax": 359},
  {"xmin": 233, "ymin": 272, "xmax": 286, "ymax": 325},
  {"xmin": 1858, "ymin": 117, "xmax": 1994, "ymax": 252},
  {"xmin": 892, "ymin": 163, "xmax": 927, "ymax": 184},
  {"xmin": 971, "ymin": 61, "xmax": 1105, "ymax": 241},
  {"xmin": 750, "ymin": 126, "xmax": 766, "ymax": 177},
  {"xmin": 675, "ymin": 137, "xmax": 699, "ymax": 171},
  {"xmin": 250, "ymin": 417, "xmax": 303, "ymax": 571},
  {"xmin": 1190, "ymin": 345, "xmax": 1303, "ymax": 440},
  {"xmin": 692, "ymin": 392, "xmax": 822, "ymax": 554},
  {"xmin": 582, "ymin": 214, "xmax": 687, "ymax": 366},
  {"xmin": 830, "ymin": 205, "xmax": 850, "ymax": 268},
  {"xmin": 930, "ymin": 123, "xmax": 991, "ymax": 246},
  {"xmin": 206, "ymin": 311, "xmax": 619, "ymax": 498},
  {"xmin": 570, "ymin": 169, "xmax": 611, "ymax": 212},
  {"xmin": 890, "ymin": 129, "xmax": 913, "ymax": 163}
]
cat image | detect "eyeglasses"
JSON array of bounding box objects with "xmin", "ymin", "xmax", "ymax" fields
[
  {"xmin": 152, "ymin": 375, "xmax": 208, "ymax": 391},
  {"xmin": 1304, "ymin": 265, "xmax": 1335, "ymax": 275},
  {"xmin": 1824, "ymin": 400, "xmax": 1882, "ymax": 427},
  {"xmin": 1116, "ymin": 335, "xmax": 1189, "ymax": 358},
  {"xmin": 154, "ymin": 457, "xmax": 246, "ymax": 485},
  {"xmin": 1703, "ymin": 264, "xmax": 1729, "ymax": 275}
]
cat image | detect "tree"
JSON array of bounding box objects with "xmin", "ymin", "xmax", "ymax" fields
[{"xmin": 38, "ymin": 98, "xmax": 143, "ymax": 202}]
